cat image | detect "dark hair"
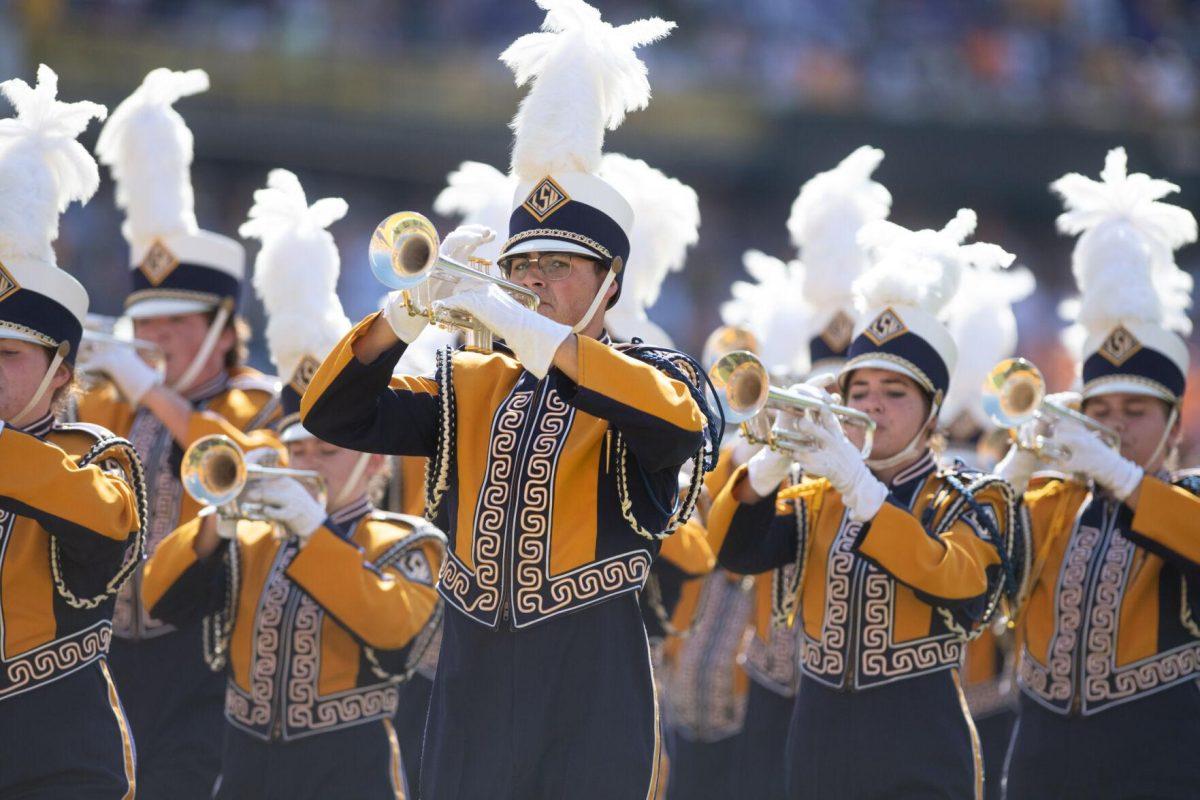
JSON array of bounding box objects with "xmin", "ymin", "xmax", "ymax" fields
[{"xmin": 203, "ymin": 310, "xmax": 251, "ymax": 369}]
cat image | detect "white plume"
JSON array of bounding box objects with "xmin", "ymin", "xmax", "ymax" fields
[
  {"xmin": 940, "ymin": 263, "xmax": 1036, "ymax": 427},
  {"xmin": 601, "ymin": 153, "xmax": 699, "ymax": 347},
  {"xmin": 0, "ymin": 64, "xmax": 106, "ymax": 267},
  {"xmin": 95, "ymin": 68, "xmax": 208, "ymax": 246},
  {"xmin": 240, "ymin": 169, "xmax": 350, "ymax": 382},
  {"xmin": 432, "ymin": 160, "xmax": 517, "ymax": 264},
  {"xmin": 1051, "ymin": 147, "xmax": 1195, "ymax": 344},
  {"xmin": 788, "ymin": 145, "xmax": 891, "ymax": 331},
  {"xmin": 720, "ymin": 250, "xmax": 811, "ymax": 379},
  {"xmin": 855, "ymin": 209, "xmax": 1015, "ymax": 319},
  {"xmin": 500, "ymin": 0, "xmax": 674, "ymax": 179}
]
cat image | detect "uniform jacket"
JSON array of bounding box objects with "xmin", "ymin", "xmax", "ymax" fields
[
  {"xmin": 141, "ymin": 498, "xmax": 445, "ymax": 741},
  {"xmin": 74, "ymin": 367, "xmax": 281, "ymax": 639},
  {"xmin": 1016, "ymin": 470, "xmax": 1200, "ymax": 716},
  {"xmin": 300, "ymin": 316, "xmax": 709, "ymax": 630},
  {"xmin": 710, "ymin": 451, "xmax": 1017, "ymax": 691},
  {"xmin": 0, "ymin": 414, "xmax": 142, "ymax": 701}
]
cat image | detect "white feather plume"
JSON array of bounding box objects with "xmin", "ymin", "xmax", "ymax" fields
[
  {"xmin": 95, "ymin": 68, "xmax": 208, "ymax": 246},
  {"xmin": 720, "ymin": 250, "xmax": 811, "ymax": 378},
  {"xmin": 500, "ymin": 0, "xmax": 674, "ymax": 179},
  {"xmin": 940, "ymin": 263, "xmax": 1036, "ymax": 427},
  {"xmin": 240, "ymin": 169, "xmax": 350, "ymax": 382},
  {"xmin": 788, "ymin": 145, "xmax": 891, "ymax": 331},
  {"xmin": 855, "ymin": 209, "xmax": 1015, "ymax": 319},
  {"xmin": 0, "ymin": 64, "xmax": 106, "ymax": 267},
  {"xmin": 601, "ymin": 153, "xmax": 699, "ymax": 346},
  {"xmin": 432, "ymin": 160, "xmax": 517, "ymax": 264},
  {"xmin": 1051, "ymin": 147, "xmax": 1195, "ymax": 344}
]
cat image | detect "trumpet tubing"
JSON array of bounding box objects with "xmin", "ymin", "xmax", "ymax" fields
[
  {"xmin": 181, "ymin": 435, "xmax": 325, "ymax": 518},
  {"xmin": 369, "ymin": 211, "xmax": 540, "ymax": 352}
]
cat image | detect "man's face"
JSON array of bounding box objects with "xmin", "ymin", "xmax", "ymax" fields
[
  {"xmin": 0, "ymin": 339, "xmax": 67, "ymax": 423},
  {"xmin": 500, "ymin": 252, "xmax": 613, "ymax": 331},
  {"xmin": 1082, "ymin": 392, "xmax": 1177, "ymax": 472},
  {"xmin": 844, "ymin": 368, "xmax": 931, "ymax": 460},
  {"xmin": 132, "ymin": 312, "xmax": 231, "ymax": 386},
  {"xmin": 286, "ymin": 437, "xmax": 381, "ymax": 510}
]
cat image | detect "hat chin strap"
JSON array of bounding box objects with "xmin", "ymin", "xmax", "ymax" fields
[
  {"xmin": 11, "ymin": 342, "xmax": 69, "ymax": 429},
  {"xmin": 331, "ymin": 451, "xmax": 373, "ymax": 510},
  {"xmin": 1145, "ymin": 404, "xmax": 1180, "ymax": 473},
  {"xmin": 865, "ymin": 403, "xmax": 940, "ymax": 472},
  {"xmin": 571, "ymin": 268, "xmax": 617, "ymax": 335},
  {"xmin": 172, "ymin": 298, "xmax": 234, "ymax": 394}
]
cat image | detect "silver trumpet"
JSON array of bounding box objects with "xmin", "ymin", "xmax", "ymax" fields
[
  {"xmin": 369, "ymin": 211, "xmax": 540, "ymax": 353},
  {"xmin": 708, "ymin": 350, "xmax": 876, "ymax": 459},
  {"xmin": 981, "ymin": 357, "xmax": 1120, "ymax": 463},
  {"xmin": 77, "ymin": 314, "xmax": 164, "ymax": 386},
  {"xmin": 182, "ymin": 435, "xmax": 326, "ymax": 520}
]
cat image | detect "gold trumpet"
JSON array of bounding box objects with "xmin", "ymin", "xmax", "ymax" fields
[
  {"xmin": 981, "ymin": 358, "xmax": 1120, "ymax": 462},
  {"xmin": 708, "ymin": 350, "xmax": 876, "ymax": 458},
  {"xmin": 181, "ymin": 435, "xmax": 325, "ymax": 519},
  {"xmin": 701, "ymin": 324, "xmax": 761, "ymax": 371},
  {"xmin": 369, "ymin": 211, "xmax": 540, "ymax": 353}
]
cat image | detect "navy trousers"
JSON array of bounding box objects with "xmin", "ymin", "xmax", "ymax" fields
[
  {"xmin": 787, "ymin": 669, "xmax": 979, "ymax": 799},
  {"xmin": 214, "ymin": 720, "xmax": 404, "ymax": 799},
  {"xmin": 0, "ymin": 660, "xmax": 135, "ymax": 799},
  {"xmin": 394, "ymin": 673, "xmax": 434, "ymax": 796},
  {"xmin": 974, "ymin": 707, "xmax": 1014, "ymax": 800},
  {"xmin": 737, "ymin": 679, "xmax": 794, "ymax": 800},
  {"xmin": 421, "ymin": 594, "xmax": 660, "ymax": 800},
  {"xmin": 664, "ymin": 730, "xmax": 742, "ymax": 800},
  {"xmin": 1003, "ymin": 683, "xmax": 1200, "ymax": 800},
  {"xmin": 107, "ymin": 624, "xmax": 225, "ymax": 799}
]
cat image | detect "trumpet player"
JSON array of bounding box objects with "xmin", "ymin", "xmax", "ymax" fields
[
  {"xmin": 999, "ymin": 150, "xmax": 1200, "ymax": 800},
  {"xmin": 709, "ymin": 210, "xmax": 1021, "ymax": 799},
  {"xmin": 0, "ymin": 67, "xmax": 144, "ymax": 798},
  {"xmin": 74, "ymin": 68, "xmax": 281, "ymax": 798},
  {"xmin": 301, "ymin": 5, "xmax": 720, "ymax": 798}
]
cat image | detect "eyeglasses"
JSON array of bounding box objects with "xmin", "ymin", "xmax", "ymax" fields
[{"xmin": 498, "ymin": 253, "xmax": 595, "ymax": 282}]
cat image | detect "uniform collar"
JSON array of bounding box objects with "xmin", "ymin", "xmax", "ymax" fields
[
  {"xmin": 327, "ymin": 496, "xmax": 374, "ymax": 536},
  {"xmin": 16, "ymin": 412, "xmax": 55, "ymax": 440},
  {"xmin": 888, "ymin": 449, "xmax": 937, "ymax": 504},
  {"xmin": 184, "ymin": 370, "xmax": 230, "ymax": 403}
]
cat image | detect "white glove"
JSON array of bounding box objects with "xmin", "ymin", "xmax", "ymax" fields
[
  {"xmin": 240, "ymin": 476, "xmax": 327, "ymax": 543},
  {"xmin": 89, "ymin": 345, "xmax": 161, "ymax": 405},
  {"xmin": 787, "ymin": 385, "xmax": 888, "ymax": 522},
  {"xmin": 433, "ymin": 283, "xmax": 570, "ymax": 379},
  {"xmin": 200, "ymin": 505, "xmax": 239, "ymax": 540},
  {"xmin": 440, "ymin": 224, "xmax": 495, "ymax": 264},
  {"xmin": 1054, "ymin": 416, "xmax": 1143, "ymax": 501},
  {"xmin": 995, "ymin": 445, "xmax": 1041, "ymax": 495},
  {"xmin": 383, "ymin": 290, "xmax": 429, "ymax": 344},
  {"xmin": 746, "ymin": 445, "xmax": 792, "ymax": 497}
]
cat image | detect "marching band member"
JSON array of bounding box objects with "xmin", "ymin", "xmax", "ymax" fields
[
  {"xmin": 938, "ymin": 257, "xmax": 1034, "ymax": 800},
  {"xmin": 141, "ymin": 169, "xmax": 445, "ymax": 799},
  {"xmin": 0, "ymin": 66, "xmax": 144, "ymax": 798},
  {"xmin": 1000, "ymin": 149, "xmax": 1200, "ymax": 799},
  {"xmin": 300, "ymin": 2, "xmax": 720, "ymax": 796},
  {"xmin": 77, "ymin": 67, "xmax": 282, "ymax": 798},
  {"xmin": 709, "ymin": 209, "xmax": 1021, "ymax": 799}
]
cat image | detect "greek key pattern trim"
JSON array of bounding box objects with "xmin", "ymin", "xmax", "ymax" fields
[
  {"xmin": 226, "ymin": 546, "xmax": 292, "ymax": 730},
  {"xmin": 1, "ymin": 623, "xmax": 111, "ymax": 700},
  {"xmin": 799, "ymin": 515, "xmax": 854, "ymax": 686},
  {"xmin": 858, "ymin": 568, "xmax": 962, "ymax": 686}
]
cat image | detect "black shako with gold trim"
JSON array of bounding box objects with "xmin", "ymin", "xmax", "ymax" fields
[{"xmin": 300, "ymin": 315, "xmax": 710, "ymax": 629}]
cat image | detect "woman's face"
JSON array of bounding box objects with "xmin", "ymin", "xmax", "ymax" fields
[
  {"xmin": 843, "ymin": 368, "xmax": 931, "ymax": 460},
  {"xmin": 1081, "ymin": 392, "xmax": 1178, "ymax": 472}
]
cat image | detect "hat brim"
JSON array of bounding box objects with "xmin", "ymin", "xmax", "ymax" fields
[
  {"xmin": 0, "ymin": 328, "xmax": 53, "ymax": 348},
  {"xmin": 280, "ymin": 423, "xmax": 317, "ymax": 444},
  {"xmin": 500, "ymin": 238, "xmax": 598, "ymax": 260},
  {"xmin": 1082, "ymin": 377, "xmax": 1178, "ymax": 405},
  {"xmin": 125, "ymin": 297, "xmax": 217, "ymax": 319},
  {"xmin": 839, "ymin": 355, "xmax": 935, "ymax": 397}
]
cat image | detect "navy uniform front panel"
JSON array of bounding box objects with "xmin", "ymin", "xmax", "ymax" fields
[
  {"xmin": 736, "ymin": 680, "xmax": 794, "ymax": 800},
  {"xmin": 1003, "ymin": 682, "xmax": 1200, "ymax": 800},
  {"xmin": 0, "ymin": 660, "xmax": 135, "ymax": 799},
  {"xmin": 788, "ymin": 669, "xmax": 980, "ymax": 800},
  {"xmin": 665, "ymin": 732, "xmax": 740, "ymax": 800},
  {"xmin": 216, "ymin": 717, "xmax": 404, "ymax": 800},
  {"xmin": 421, "ymin": 594, "xmax": 660, "ymax": 800}
]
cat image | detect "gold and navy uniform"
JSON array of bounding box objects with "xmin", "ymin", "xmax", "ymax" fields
[
  {"xmin": 141, "ymin": 498, "xmax": 444, "ymax": 799},
  {"xmin": 710, "ymin": 451, "xmax": 1017, "ymax": 799},
  {"xmin": 300, "ymin": 317, "xmax": 710, "ymax": 800},
  {"xmin": 73, "ymin": 366, "xmax": 281, "ymax": 798},
  {"xmin": 1005, "ymin": 470, "xmax": 1200, "ymax": 799},
  {"xmin": 0, "ymin": 414, "xmax": 143, "ymax": 798}
]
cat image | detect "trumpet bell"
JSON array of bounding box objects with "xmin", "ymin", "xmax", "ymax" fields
[
  {"xmin": 369, "ymin": 212, "xmax": 437, "ymax": 290},
  {"xmin": 982, "ymin": 357, "xmax": 1045, "ymax": 430},
  {"xmin": 708, "ymin": 350, "xmax": 770, "ymax": 424},
  {"xmin": 182, "ymin": 435, "xmax": 247, "ymax": 508},
  {"xmin": 701, "ymin": 326, "xmax": 761, "ymax": 371}
]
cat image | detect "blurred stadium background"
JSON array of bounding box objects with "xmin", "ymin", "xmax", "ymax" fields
[{"xmin": 5, "ymin": 0, "xmax": 1200, "ymax": 458}]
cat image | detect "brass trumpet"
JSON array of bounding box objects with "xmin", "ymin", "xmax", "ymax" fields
[
  {"xmin": 369, "ymin": 211, "xmax": 540, "ymax": 352},
  {"xmin": 708, "ymin": 350, "xmax": 876, "ymax": 458},
  {"xmin": 181, "ymin": 435, "xmax": 325, "ymax": 519},
  {"xmin": 981, "ymin": 358, "xmax": 1120, "ymax": 463},
  {"xmin": 701, "ymin": 324, "xmax": 761, "ymax": 371}
]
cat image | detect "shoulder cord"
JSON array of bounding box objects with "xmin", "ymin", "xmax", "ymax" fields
[
  {"xmin": 771, "ymin": 495, "xmax": 810, "ymax": 631},
  {"xmin": 423, "ymin": 346, "xmax": 457, "ymax": 523},
  {"xmin": 203, "ymin": 534, "xmax": 241, "ymax": 672},
  {"xmin": 50, "ymin": 437, "xmax": 149, "ymax": 610}
]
